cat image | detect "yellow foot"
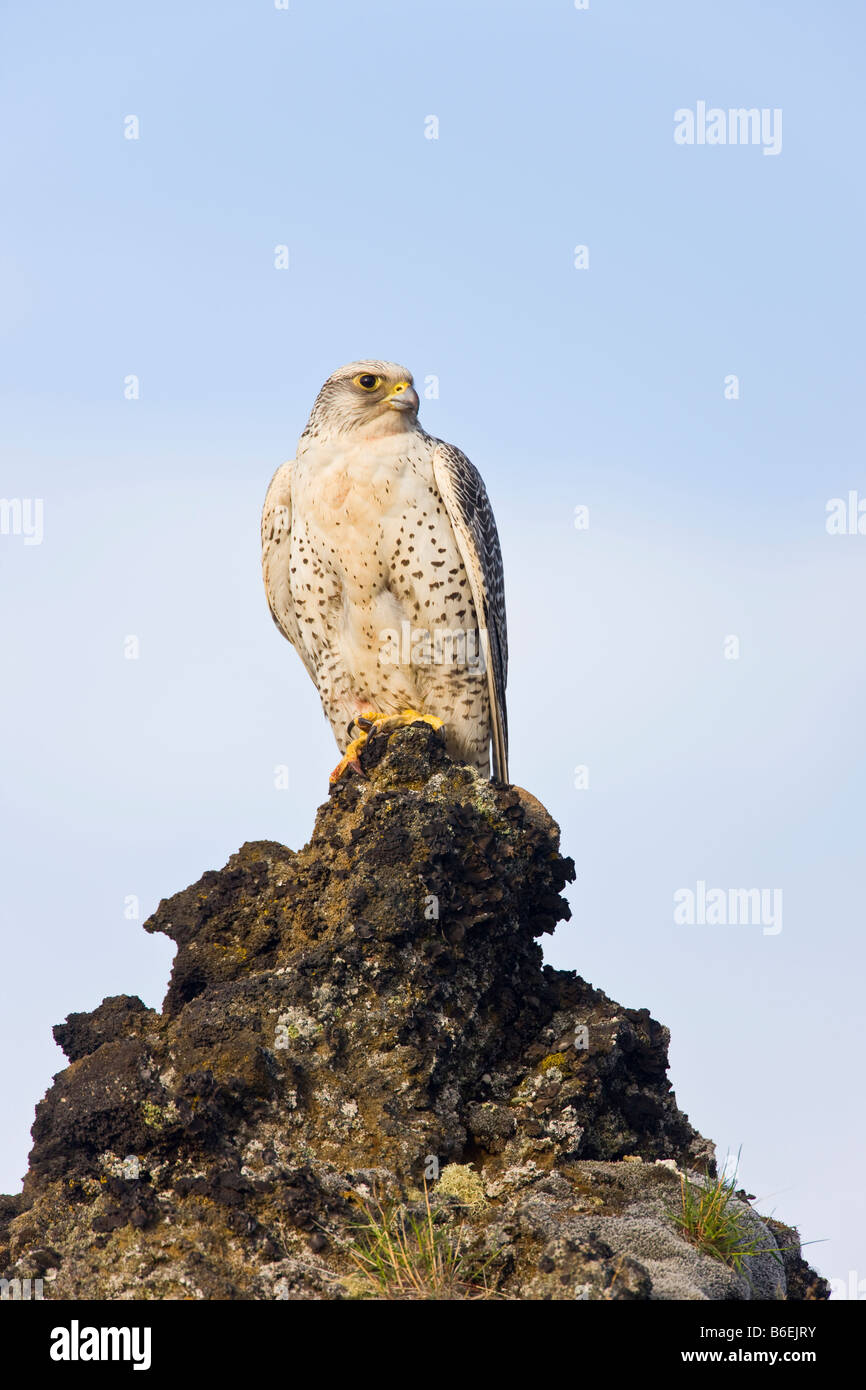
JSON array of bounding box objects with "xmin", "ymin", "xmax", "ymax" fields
[
  {"xmin": 359, "ymin": 708, "xmax": 444, "ymax": 737},
  {"xmin": 329, "ymin": 709, "xmax": 445, "ymax": 784},
  {"xmin": 329, "ymin": 733, "xmax": 369, "ymax": 784}
]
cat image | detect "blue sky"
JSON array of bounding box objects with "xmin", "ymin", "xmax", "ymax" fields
[{"xmin": 2, "ymin": 0, "xmax": 864, "ymax": 1295}]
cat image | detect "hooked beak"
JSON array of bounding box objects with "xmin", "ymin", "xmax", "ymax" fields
[{"xmin": 384, "ymin": 381, "xmax": 419, "ymax": 412}]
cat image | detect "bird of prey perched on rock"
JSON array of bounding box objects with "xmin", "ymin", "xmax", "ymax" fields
[{"xmin": 262, "ymin": 360, "xmax": 509, "ymax": 784}]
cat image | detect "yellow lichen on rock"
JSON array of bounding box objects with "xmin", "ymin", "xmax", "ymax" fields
[
  {"xmin": 436, "ymin": 1164, "xmax": 487, "ymax": 1209},
  {"xmin": 539, "ymin": 1052, "xmax": 568, "ymax": 1072}
]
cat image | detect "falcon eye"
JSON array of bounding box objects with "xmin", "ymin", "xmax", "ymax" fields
[{"xmin": 355, "ymin": 373, "xmax": 381, "ymax": 391}]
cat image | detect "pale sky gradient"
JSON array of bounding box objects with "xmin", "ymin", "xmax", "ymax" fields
[{"xmin": 1, "ymin": 0, "xmax": 864, "ymax": 1296}]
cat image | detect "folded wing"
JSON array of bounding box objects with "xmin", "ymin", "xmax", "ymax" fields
[{"xmin": 431, "ymin": 441, "xmax": 509, "ymax": 781}]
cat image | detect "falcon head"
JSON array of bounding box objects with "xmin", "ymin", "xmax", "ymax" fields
[{"xmin": 302, "ymin": 360, "xmax": 420, "ymax": 440}]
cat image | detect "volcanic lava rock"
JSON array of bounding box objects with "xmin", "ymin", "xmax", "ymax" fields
[{"xmin": 0, "ymin": 723, "xmax": 828, "ymax": 1300}]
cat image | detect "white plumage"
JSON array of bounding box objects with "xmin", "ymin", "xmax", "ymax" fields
[{"xmin": 262, "ymin": 360, "xmax": 508, "ymax": 781}]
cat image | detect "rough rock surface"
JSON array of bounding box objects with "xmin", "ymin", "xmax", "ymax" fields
[{"xmin": 0, "ymin": 724, "xmax": 828, "ymax": 1300}]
